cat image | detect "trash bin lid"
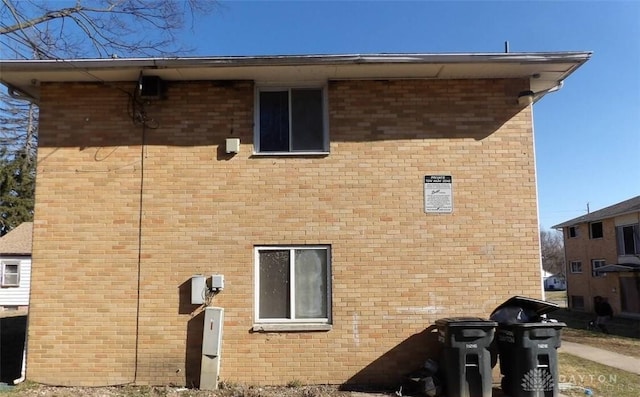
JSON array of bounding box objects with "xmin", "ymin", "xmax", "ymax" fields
[
  {"xmin": 435, "ymin": 317, "xmax": 497, "ymax": 327},
  {"xmin": 491, "ymin": 296, "xmax": 559, "ymax": 318}
]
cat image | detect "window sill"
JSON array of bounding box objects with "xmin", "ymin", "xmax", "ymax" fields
[
  {"xmin": 252, "ymin": 323, "xmax": 332, "ymax": 333},
  {"xmin": 251, "ymin": 151, "xmax": 329, "ymax": 157}
]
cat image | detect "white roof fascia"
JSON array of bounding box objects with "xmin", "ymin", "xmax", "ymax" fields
[{"xmin": 0, "ymin": 52, "xmax": 592, "ymax": 102}]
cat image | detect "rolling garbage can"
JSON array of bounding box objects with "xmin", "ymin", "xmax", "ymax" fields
[
  {"xmin": 435, "ymin": 317, "xmax": 497, "ymax": 397},
  {"xmin": 490, "ymin": 296, "xmax": 566, "ymax": 397}
]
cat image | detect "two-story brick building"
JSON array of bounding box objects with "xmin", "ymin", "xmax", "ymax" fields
[
  {"xmin": 0, "ymin": 52, "xmax": 590, "ymax": 388},
  {"xmin": 553, "ymin": 195, "xmax": 640, "ymax": 318}
]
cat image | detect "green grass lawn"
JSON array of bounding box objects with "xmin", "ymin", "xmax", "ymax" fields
[
  {"xmin": 559, "ymin": 353, "xmax": 640, "ymax": 397},
  {"xmin": 557, "ymin": 308, "xmax": 640, "ymax": 397}
]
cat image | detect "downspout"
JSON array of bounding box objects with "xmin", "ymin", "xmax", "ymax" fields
[
  {"xmin": 9, "ymin": 82, "xmax": 34, "ymax": 386},
  {"xmin": 532, "ymin": 80, "xmax": 564, "ymax": 299},
  {"xmin": 13, "ymin": 346, "xmax": 26, "ymax": 384},
  {"xmin": 532, "ymin": 81, "xmax": 564, "ymax": 103},
  {"xmin": 6, "ymin": 84, "xmax": 37, "ymax": 103}
]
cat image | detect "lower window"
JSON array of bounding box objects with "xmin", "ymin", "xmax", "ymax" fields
[
  {"xmin": 591, "ymin": 259, "xmax": 606, "ymax": 277},
  {"xmin": 570, "ymin": 295, "xmax": 585, "ymax": 310},
  {"xmin": 1, "ymin": 261, "xmax": 19, "ymax": 287},
  {"xmin": 255, "ymin": 245, "xmax": 331, "ymax": 326}
]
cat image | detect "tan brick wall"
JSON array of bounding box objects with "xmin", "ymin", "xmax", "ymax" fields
[
  {"xmin": 564, "ymin": 219, "xmax": 625, "ymax": 313},
  {"xmin": 28, "ymin": 78, "xmax": 542, "ymax": 387}
]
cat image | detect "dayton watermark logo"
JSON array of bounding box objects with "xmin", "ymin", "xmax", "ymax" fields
[{"xmin": 521, "ymin": 368, "xmax": 554, "ymax": 392}]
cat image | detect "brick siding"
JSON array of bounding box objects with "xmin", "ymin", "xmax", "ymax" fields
[
  {"xmin": 28, "ymin": 77, "xmax": 542, "ymax": 387},
  {"xmin": 564, "ymin": 218, "xmax": 628, "ymax": 314}
]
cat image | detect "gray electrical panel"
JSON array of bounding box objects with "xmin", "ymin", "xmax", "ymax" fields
[
  {"xmin": 191, "ymin": 275, "xmax": 206, "ymax": 305},
  {"xmin": 202, "ymin": 307, "xmax": 224, "ymax": 356}
]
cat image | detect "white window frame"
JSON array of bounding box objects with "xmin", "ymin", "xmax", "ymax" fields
[
  {"xmin": 254, "ymin": 84, "xmax": 330, "ymax": 155},
  {"xmin": 570, "ymin": 261, "xmax": 582, "ymax": 274},
  {"xmin": 1, "ymin": 261, "xmax": 20, "ymax": 287},
  {"xmin": 591, "ymin": 259, "xmax": 606, "ymax": 277},
  {"xmin": 253, "ymin": 245, "xmax": 331, "ymax": 331},
  {"xmin": 616, "ymin": 223, "xmax": 640, "ymax": 256}
]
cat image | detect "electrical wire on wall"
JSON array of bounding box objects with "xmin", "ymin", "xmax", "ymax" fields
[
  {"xmin": 130, "ymin": 74, "xmax": 160, "ymax": 385},
  {"xmin": 7, "ymin": 54, "xmax": 163, "ymax": 386},
  {"xmin": 204, "ymin": 287, "xmax": 222, "ymax": 307},
  {"xmin": 129, "ymin": 73, "xmax": 160, "ymax": 130}
]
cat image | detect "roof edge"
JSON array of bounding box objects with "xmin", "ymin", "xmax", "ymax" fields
[
  {"xmin": 0, "ymin": 51, "xmax": 593, "ymax": 71},
  {"xmin": 552, "ymin": 195, "xmax": 640, "ymax": 229}
]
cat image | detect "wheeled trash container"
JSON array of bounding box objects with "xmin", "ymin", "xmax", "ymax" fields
[
  {"xmin": 435, "ymin": 317, "xmax": 497, "ymax": 397},
  {"xmin": 491, "ymin": 296, "xmax": 566, "ymax": 397}
]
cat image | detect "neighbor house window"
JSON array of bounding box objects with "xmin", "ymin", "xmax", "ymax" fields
[
  {"xmin": 255, "ymin": 87, "xmax": 328, "ymax": 153},
  {"xmin": 589, "ymin": 221, "xmax": 603, "ymax": 239},
  {"xmin": 570, "ymin": 261, "xmax": 582, "ymax": 273},
  {"xmin": 616, "ymin": 224, "xmax": 640, "ymax": 255},
  {"xmin": 591, "ymin": 259, "xmax": 606, "ymax": 277},
  {"xmin": 570, "ymin": 295, "xmax": 585, "ymax": 310},
  {"xmin": 569, "ymin": 226, "xmax": 578, "ymax": 238},
  {"xmin": 620, "ymin": 277, "xmax": 640, "ymax": 314},
  {"xmin": 255, "ymin": 245, "xmax": 331, "ymax": 325},
  {"xmin": 1, "ymin": 261, "xmax": 19, "ymax": 287}
]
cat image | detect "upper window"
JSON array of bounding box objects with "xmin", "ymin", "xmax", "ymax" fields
[
  {"xmin": 616, "ymin": 224, "xmax": 640, "ymax": 255},
  {"xmin": 568, "ymin": 226, "xmax": 578, "ymax": 238},
  {"xmin": 589, "ymin": 222, "xmax": 603, "ymax": 239},
  {"xmin": 591, "ymin": 259, "xmax": 606, "ymax": 277},
  {"xmin": 255, "ymin": 87, "xmax": 328, "ymax": 154},
  {"xmin": 1, "ymin": 261, "xmax": 19, "ymax": 287},
  {"xmin": 255, "ymin": 245, "xmax": 331, "ymax": 325}
]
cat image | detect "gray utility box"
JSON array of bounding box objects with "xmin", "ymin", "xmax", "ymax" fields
[
  {"xmin": 200, "ymin": 307, "xmax": 224, "ymax": 390},
  {"xmin": 435, "ymin": 317, "xmax": 497, "ymax": 397},
  {"xmin": 491, "ymin": 296, "xmax": 566, "ymax": 397}
]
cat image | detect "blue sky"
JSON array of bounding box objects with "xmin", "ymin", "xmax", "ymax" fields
[{"xmin": 184, "ymin": 1, "xmax": 640, "ymax": 230}]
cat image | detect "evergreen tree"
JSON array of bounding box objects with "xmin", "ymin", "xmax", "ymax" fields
[
  {"xmin": 0, "ymin": 93, "xmax": 37, "ymax": 235},
  {"xmin": 0, "ymin": 146, "xmax": 35, "ymax": 236}
]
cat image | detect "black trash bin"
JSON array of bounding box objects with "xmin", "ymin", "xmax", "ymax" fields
[
  {"xmin": 435, "ymin": 317, "xmax": 497, "ymax": 397},
  {"xmin": 491, "ymin": 296, "xmax": 566, "ymax": 397}
]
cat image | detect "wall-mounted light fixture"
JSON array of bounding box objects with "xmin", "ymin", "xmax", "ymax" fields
[
  {"xmin": 226, "ymin": 138, "xmax": 240, "ymax": 154},
  {"xmin": 518, "ymin": 90, "xmax": 535, "ymax": 106}
]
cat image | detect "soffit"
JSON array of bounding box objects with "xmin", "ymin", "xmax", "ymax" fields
[{"xmin": 0, "ymin": 52, "xmax": 592, "ymax": 101}]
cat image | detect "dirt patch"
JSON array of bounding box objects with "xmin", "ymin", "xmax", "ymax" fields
[{"xmin": 1, "ymin": 383, "xmax": 397, "ymax": 397}]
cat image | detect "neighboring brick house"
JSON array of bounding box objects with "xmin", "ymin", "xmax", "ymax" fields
[
  {"xmin": 0, "ymin": 222, "xmax": 32, "ymax": 312},
  {"xmin": 553, "ymin": 195, "xmax": 640, "ymax": 318},
  {"xmin": 0, "ymin": 52, "xmax": 590, "ymax": 387}
]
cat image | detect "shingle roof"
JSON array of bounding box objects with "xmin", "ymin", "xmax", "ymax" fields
[
  {"xmin": 552, "ymin": 195, "xmax": 640, "ymax": 229},
  {"xmin": 0, "ymin": 222, "xmax": 33, "ymax": 255}
]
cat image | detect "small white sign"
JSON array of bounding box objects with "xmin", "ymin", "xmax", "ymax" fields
[{"xmin": 424, "ymin": 175, "xmax": 453, "ymax": 213}]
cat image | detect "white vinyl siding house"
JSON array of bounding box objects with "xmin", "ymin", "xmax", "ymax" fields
[
  {"xmin": 0, "ymin": 223, "xmax": 33, "ymax": 311},
  {"xmin": 0, "ymin": 257, "xmax": 31, "ymax": 307}
]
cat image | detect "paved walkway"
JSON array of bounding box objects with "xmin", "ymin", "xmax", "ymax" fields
[{"xmin": 560, "ymin": 341, "xmax": 640, "ymax": 375}]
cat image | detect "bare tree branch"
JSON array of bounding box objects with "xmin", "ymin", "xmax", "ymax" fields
[
  {"xmin": 540, "ymin": 229, "xmax": 565, "ymax": 275},
  {"xmin": 0, "ymin": 3, "xmax": 84, "ymax": 34},
  {"xmin": 1, "ymin": 0, "xmax": 216, "ymax": 58},
  {"xmin": 0, "ymin": 1, "xmax": 216, "ymax": 232}
]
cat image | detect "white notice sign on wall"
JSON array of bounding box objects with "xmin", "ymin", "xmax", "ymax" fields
[{"xmin": 424, "ymin": 175, "xmax": 453, "ymax": 213}]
